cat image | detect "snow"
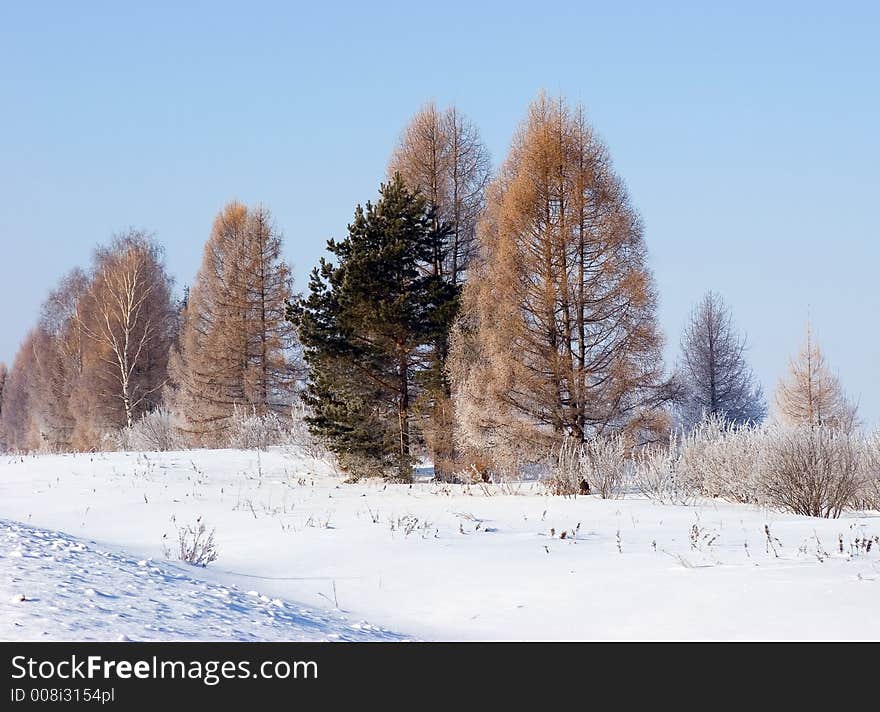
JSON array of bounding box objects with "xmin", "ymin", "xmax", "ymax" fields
[
  {"xmin": 1, "ymin": 448, "xmax": 879, "ymax": 641},
  {"xmin": 0, "ymin": 518, "xmax": 405, "ymax": 641}
]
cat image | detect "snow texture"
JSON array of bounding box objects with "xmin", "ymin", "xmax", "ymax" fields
[
  {"xmin": 0, "ymin": 518, "xmax": 406, "ymax": 641},
  {"xmin": 2, "ymin": 448, "xmax": 879, "ymax": 640}
]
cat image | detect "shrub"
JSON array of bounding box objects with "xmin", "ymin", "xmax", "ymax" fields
[
  {"xmin": 118, "ymin": 407, "xmax": 186, "ymax": 452},
  {"xmin": 582, "ymin": 434, "xmax": 629, "ymax": 499},
  {"xmin": 177, "ymin": 520, "xmax": 218, "ymax": 567},
  {"xmin": 679, "ymin": 415, "xmax": 765, "ymax": 504},
  {"xmin": 224, "ymin": 402, "xmax": 324, "ymax": 455},
  {"xmin": 225, "ymin": 408, "xmax": 288, "ymax": 449},
  {"xmin": 633, "ymin": 433, "xmax": 698, "ymax": 505},
  {"xmin": 759, "ymin": 425, "xmax": 864, "ymax": 518},
  {"xmin": 546, "ymin": 435, "xmax": 584, "ymax": 496},
  {"xmin": 545, "ymin": 434, "xmax": 630, "ymax": 498}
]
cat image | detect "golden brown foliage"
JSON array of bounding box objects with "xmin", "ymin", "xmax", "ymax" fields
[
  {"xmin": 168, "ymin": 202, "xmax": 300, "ymax": 444},
  {"xmin": 389, "ymin": 102, "xmax": 490, "ymax": 287},
  {"xmin": 775, "ymin": 324, "xmax": 857, "ymax": 430},
  {"xmin": 450, "ymin": 94, "xmax": 669, "ymax": 465}
]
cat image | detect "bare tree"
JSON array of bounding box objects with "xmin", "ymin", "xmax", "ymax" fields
[
  {"xmin": 168, "ymin": 202, "xmax": 300, "ymax": 444},
  {"xmin": 389, "ymin": 102, "xmax": 491, "ymax": 287},
  {"xmin": 0, "ymin": 331, "xmax": 42, "ymax": 452},
  {"xmin": 676, "ymin": 291, "xmax": 765, "ymax": 430},
  {"xmin": 450, "ymin": 94, "xmax": 670, "ymax": 466},
  {"xmin": 775, "ymin": 324, "xmax": 857, "ymax": 429},
  {"xmin": 75, "ymin": 231, "xmax": 175, "ymax": 431},
  {"xmin": 29, "ymin": 269, "xmax": 89, "ymax": 449},
  {"xmin": 0, "ymin": 362, "xmax": 7, "ymax": 419},
  {"xmin": 389, "ymin": 103, "xmax": 491, "ymax": 477}
]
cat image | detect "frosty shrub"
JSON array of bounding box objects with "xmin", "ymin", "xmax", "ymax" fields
[
  {"xmin": 679, "ymin": 414, "xmax": 765, "ymax": 504},
  {"xmin": 546, "ymin": 434, "xmax": 629, "ymax": 498},
  {"xmin": 223, "ymin": 402, "xmax": 325, "ymax": 455},
  {"xmin": 177, "ymin": 520, "xmax": 218, "ymax": 567},
  {"xmin": 547, "ymin": 435, "xmax": 584, "ymax": 496},
  {"xmin": 759, "ymin": 425, "xmax": 864, "ymax": 518},
  {"xmin": 118, "ymin": 407, "xmax": 186, "ymax": 452},
  {"xmin": 583, "ymin": 435, "xmax": 630, "ymax": 499},
  {"xmin": 224, "ymin": 408, "xmax": 288, "ymax": 450},
  {"xmin": 633, "ymin": 433, "xmax": 698, "ymax": 505},
  {"xmin": 284, "ymin": 400, "xmax": 326, "ymax": 459}
]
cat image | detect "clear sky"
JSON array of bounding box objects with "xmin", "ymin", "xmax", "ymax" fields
[{"xmin": 1, "ymin": 1, "xmax": 878, "ymax": 424}]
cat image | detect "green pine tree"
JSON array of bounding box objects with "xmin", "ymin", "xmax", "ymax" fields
[{"xmin": 290, "ymin": 174, "xmax": 458, "ymax": 481}]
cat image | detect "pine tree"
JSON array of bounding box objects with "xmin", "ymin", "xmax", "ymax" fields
[
  {"xmin": 677, "ymin": 291, "xmax": 766, "ymax": 430},
  {"xmin": 292, "ymin": 174, "xmax": 457, "ymax": 481},
  {"xmin": 168, "ymin": 202, "xmax": 300, "ymax": 444},
  {"xmin": 775, "ymin": 324, "xmax": 857, "ymax": 429}
]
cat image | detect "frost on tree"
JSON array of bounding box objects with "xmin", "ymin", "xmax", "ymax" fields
[
  {"xmin": 676, "ymin": 291, "xmax": 766, "ymax": 430},
  {"xmin": 167, "ymin": 202, "xmax": 301, "ymax": 445},
  {"xmin": 775, "ymin": 324, "xmax": 857, "ymax": 430}
]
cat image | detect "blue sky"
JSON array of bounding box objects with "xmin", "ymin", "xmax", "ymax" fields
[{"xmin": 1, "ymin": 1, "xmax": 878, "ymax": 423}]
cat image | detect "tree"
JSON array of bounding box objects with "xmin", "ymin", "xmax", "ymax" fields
[
  {"xmin": 388, "ymin": 103, "xmax": 490, "ymax": 475},
  {"xmin": 775, "ymin": 324, "xmax": 857, "ymax": 429},
  {"xmin": 30, "ymin": 269, "xmax": 89, "ymax": 449},
  {"xmin": 168, "ymin": 202, "xmax": 300, "ymax": 443},
  {"xmin": 74, "ymin": 232, "xmax": 175, "ymax": 433},
  {"xmin": 293, "ymin": 175, "xmax": 457, "ymax": 480},
  {"xmin": 0, "ymin": 331, "xmax": 41, "ymax": 452},
  {"xmin": 389, "ymin": 102, "xmax": 491, "ymax": 287},
  {"xmin": 676, "ymin": 291, "xmax": 765, "ymax": 430},
  {"xmin": 0, "ymin": 362, "xmax": 7, "ymax": 418},
  {"xmin": 450, "ymin": 94, "xmax": 670, "ymax": 465}
]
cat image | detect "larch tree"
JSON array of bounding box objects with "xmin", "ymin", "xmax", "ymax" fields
[
  {"xmin": 74, "ymin": 231, "xmax": 176, "ymax": 434},
  {"xmin": 0, "ymin": 331, "xmax": 42, "ymax": 452},
  {"xmin": 389, "ymin": 102, "xmax": 491, "ymax": 287},
  {"xmin": 676, "ymin": 291, "xmax": 766, "ymax": 430},
  {"xmin": 450, "ymin": 94, "xmax": 670, "ymax": 465},
  {"xmin": 775, "ymin": 324, "xmax": 857, "ymax": 429},
  {"xmin": 31, "ymin": 269, "xmax": 89, "ymax": 449},
  {"xmin": 388, "ymin": 103, "xmax": 490, "ymax": 475},
  {"xmin": 0, "ymin": 362, "xmax": 6, "ymax": 419},
  {"xmin": 168, "ymin": 202, "xmax": 300, "ymax": 443},
  {"xmin": 292, "ymin": 175, "xmax": 457, "ymax": 481}
]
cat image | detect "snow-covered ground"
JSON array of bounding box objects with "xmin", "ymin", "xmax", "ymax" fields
[
  {"xmin": 2, "ymin": 448, "xmax": 879, "ymax": 641},
  {"xmin": 0, "ymin": 518, "xmax": 404, "ymax": 641}
]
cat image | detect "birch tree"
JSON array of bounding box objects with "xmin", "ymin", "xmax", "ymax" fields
[{"xmin": 75, "ymin": 232, "xmax": 175, "ymax": 431}]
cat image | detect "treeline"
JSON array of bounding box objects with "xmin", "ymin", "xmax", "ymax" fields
[{"xmin": 0, "ymin": 94, "xmax": 862, "ymax": 484}]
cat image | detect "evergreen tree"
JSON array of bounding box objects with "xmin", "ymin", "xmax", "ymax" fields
[{"xmin": 292, "ymin": 174, "xmax": 457, "ymax": 481}]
